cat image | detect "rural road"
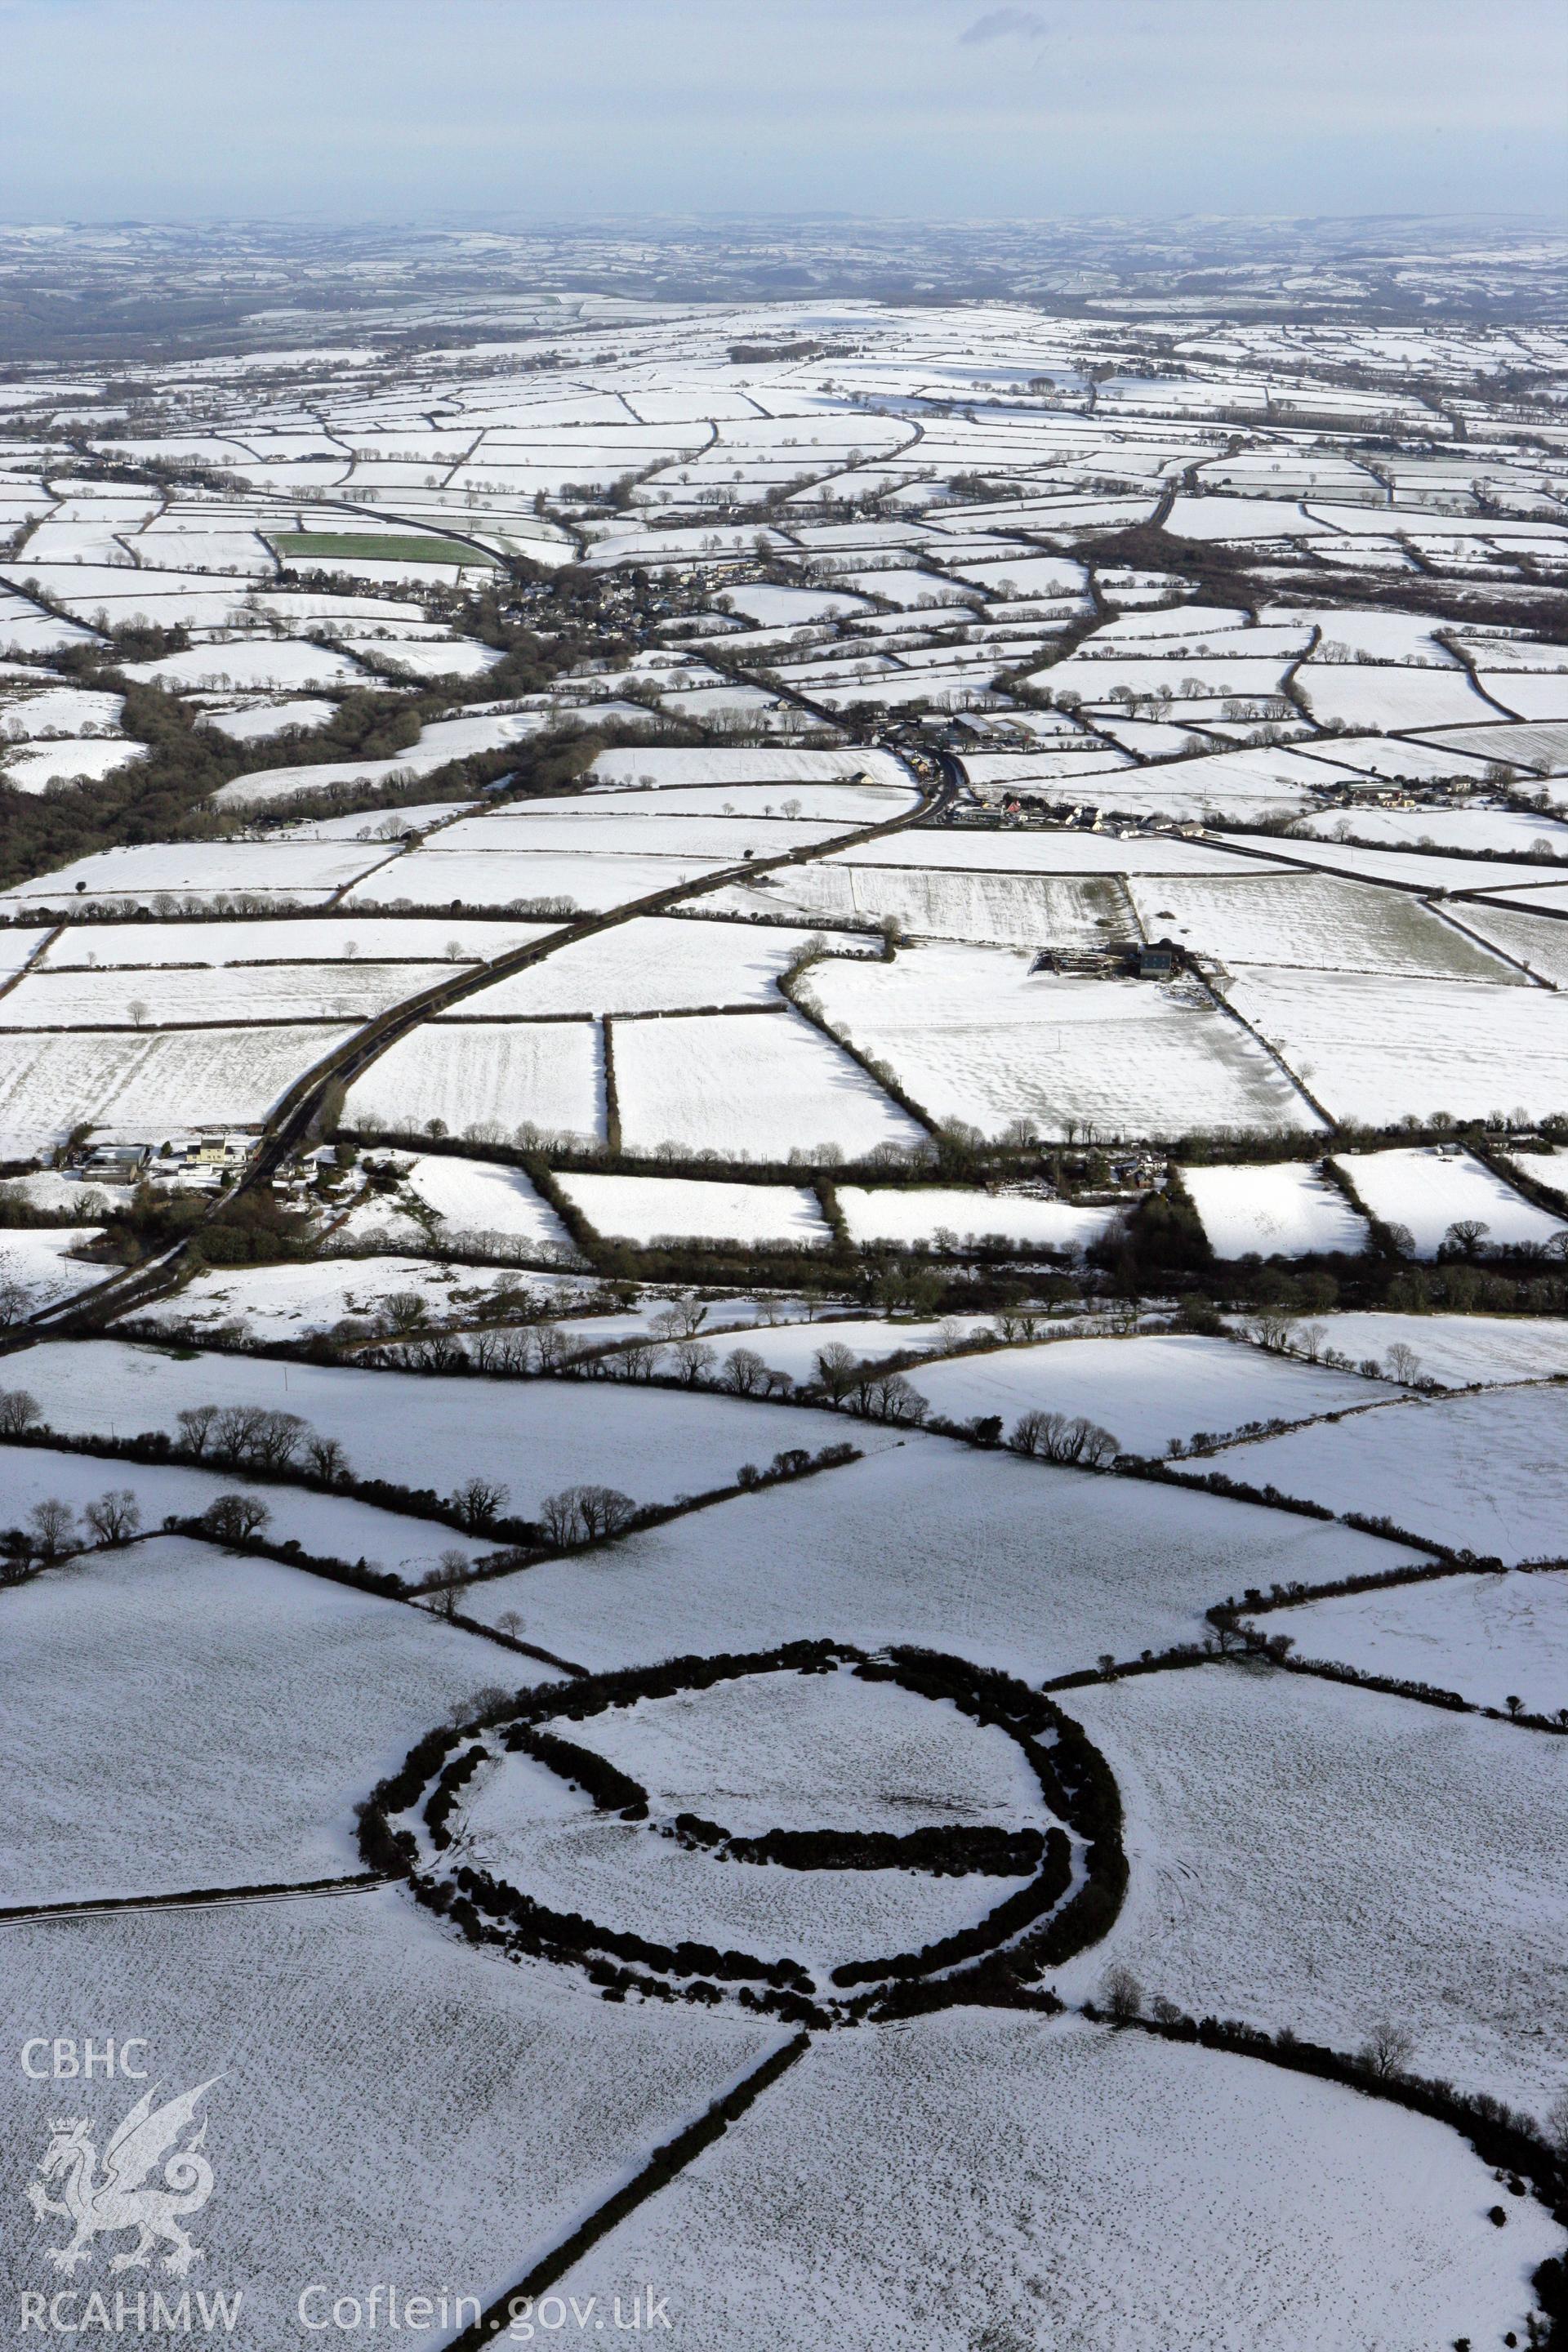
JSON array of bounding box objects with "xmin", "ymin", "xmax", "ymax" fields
[{"xmin": 13, "ymin": 751, "xmax": 955, "ymax": 1343}]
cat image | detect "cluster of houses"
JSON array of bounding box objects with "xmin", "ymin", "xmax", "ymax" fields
[{"xmin": 69, "ymin": 1132, "xmax": 254, "ymax": 1193}]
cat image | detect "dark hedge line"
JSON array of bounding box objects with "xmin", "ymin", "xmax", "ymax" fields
[
  {"xmin": 507, "ymin": 1724, "xmax": 648, "ymax": 1816},
  {"xmin": 443, "ymin": 2034, "xmax": 813, "ymax": 2352},
  {"xmin": 832, "ymin": 1829, "xmax": 1073, "ymax": 1987},
  {"xmin": 1116, "ymin": 1450, "xmax": 1339, "ymax": 1521},
  {"xmin": 831, "ymin": 1649, "xmax": 1127, "ymax": 1996},
  {"xmin": 425, "ymin": 1743, "xmax": 488, "ymax": 1847},
  {"xmin": 443, "ymin": 1858, "xmax": 815, "ymax": 1996},
  {"xmin": 0, "ymin": 1871, "xmax": 384, "ymax": 1923},
  {"xmin": 164, "ymin": 1516, "xmax": 407, "ymax": 1599},
  {"xmin": 670, "ymin": 1813, "xmax": 1048, "ymax": 1878}
]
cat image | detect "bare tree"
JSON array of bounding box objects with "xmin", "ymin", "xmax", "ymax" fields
[
  {"xmin": 541, "ymin": 1488, "xmax": 581, "ymax": 1547},
  {"xmin": 651, "ymin": 1296, "xmax": 708, "ymax": 1340},
  {"xmin": 722, "ymin": 1346, "xmax": 768, "ymax": 1396},
  {"xmin": 617, "ymin": 1336, "xmax": 660, "ymax": 1381},
  {"xmin": 1383, "ymin": 1342, "xmax": 1422, "ymax": 1385},
  {"xmin": 247, "ymin": 1410, "xmax": 306, "ymax": 1472},
  {"xmin": 541, "ymin": 1484, "xmax": 636, "ymax": 1544},
  {"xmin": 28, "ymin": 1498, "xmax": 78, "ymax": 1559},
  {"xmin": 423, "ymin": 1569, "xmax": 462, "ymax": 1621},
  {"xmin": 0, "ymin": 1387, "xmax": 42, "ymax": 1437},
  {"xmin": 1240, "ymin": 1312, "xmax": 1292, "ymax": 1353},
  {"xmin": 574, "ymin": 1485, "xmax": 637, "ymax": 1539},
  {"xmin": 1360, "ymin": 2021, "xmax": 1415, "ymax": 2078},
  {"xmin": 381, "ymin": 1290, "xmax": 431, "ymax": 1335},
  {"xmin": 853, "ymin": 1370, "xmax": 929, "ymax": 1426},
  {"xmin": 1101, "ymin": 1966, "xmax": 1143, "ymax": 2025},
  {"xmin": 305, "ymin": 1434, "xmax": 351, "ymax": 1482},
  {"xmin": 202, "ymin": 1493, "xmax": 273, "ymax": 1543},
  {"xmin": 669, "ymin": 1337, "xmax": 717, "ymax": 1388},
  {"xmin": 1009, "ymin": 1408, "xmax": 1054, "ymax": 1458},
  {"xmin": 1009, "ymin": 1410, "xmax": 1117, "ymax": 1465},
  {"xmin": 0, "ymin": 1271, "xmax": 33, "ymax": 1327},
  {"xmin": 813, "ymin": 1341, "xmax": 860, "ymax": 1403},
  {"xmin": 84, "ymin": 1489, "xmax": 141, "ymax": 1544},
  {"xmin": 1443, "ymin": 1218, "xmax": 1489, "ymax": 1260},
  {"xmin": 449, "ymin": 1475, "xmax": 509, "ymax": 1531},
  {"xmin": 176, "ymin": 1404, "xmax": 220, "ymax": 1458},
  {"xmin": 211, "ymin": 1405, "xmax": 273, "ymax": 1463}
]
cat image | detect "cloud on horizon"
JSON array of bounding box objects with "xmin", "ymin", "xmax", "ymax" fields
[{"xmin": 960, "ymin": 7, "xmax": 1049, "ymax": 42}]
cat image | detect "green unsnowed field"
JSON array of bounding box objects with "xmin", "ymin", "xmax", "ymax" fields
[{"xmin": 270, "ymin": 531, "xmax": 495, "ymax": 565}]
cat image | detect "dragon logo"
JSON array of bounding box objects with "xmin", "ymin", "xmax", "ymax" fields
[{"xmin": 26, "ymin": 2078, "xmax": 220, "ymax": 2277}]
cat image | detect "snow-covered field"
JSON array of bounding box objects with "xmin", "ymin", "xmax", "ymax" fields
[
  {"xmin": 1183, "ymin": 1160, "xmax": 1370, "ymax": 1258},
  {"xmin": 612, "ymin": 1008, "xmax": 923, "ymax": 1160},
  {"xmin": 1227, "ymin": 969, "xmax": 1568, "ymax": 1126},
  {"xmin": 342, "ymin": 1018, "xmax": 604, "ymax": 1145},
  {"xmin": 837, "ymin": 1181, "xmax": 1116, "ymax": 1252},
  {"xmin": 1454, "ymin": 900, "xmax": 1568, "ymax": 987},
  {"xmin": 1, "ymin": 838, "xmax": 390, "ymax": 906},
  {"xmin": 0, "ymin": 1441, "xmax": 500, "ymax": 1581},
  {"xmin": 912, "ymin": 1331, "xmax": 1390, "ymax": 1454},
  {"xmin": 7, "ymin": 276, "xmax": 1568, "ymax": 2341},
  {"xmin": 0, "ymin": 1022, "xmax": 353, "ymax": 1154},
  {"xmin": 0, "ymin": 958, "xmax": 450, "ymax": 1027},
  {"xmin": 0, "ymin": 1536, "xmax": 531, "ymax": 1902},
  {"xmin": 555, "ymin": 2011, "xmax": 1557, "ymax": 2352},
  {"xmin": 0, "ymin": 1225, "xmax": 104, "ymax": 1308},
  {"xmin": 460, "ymin": 913, "xmax": 848, "ymax": 1017},
  {"xmin": 810, "ymin": 945, "xmax": 1320, "ymax": 1140},
  {"xmin": 1333, "ymin": 1144, "xmax": 1567, "ymax": 1257},
  {"xmin": 1054, "ymin": 1668, "xmax": 1568, "ymax": 2114},
  {"xmin": 2, "ymin": 737, "xmax": 147, "ymax": 793},
  {"xmin": 464, "ymin": 1440, "xmax": 1420, "ymax": 1682},
  {"xmin": 588, "ymin": 746, "xmax": 911, "ymax": 794},
  {"xmin": 557, "ymin": 1171, "xmax": 829, "ymax": 1246},
  {"xmin": 0, "ymin": 1893, "xmax": 782, "ymax": 2332},
  {"xmin": 1514, "ymin": 1143, "xmax": 1568, "ymax": 1199},
  {"xmin": 38, "ymin": 913, "xmax": 550, "ymax": 966},
  {"xmin": 345, "ymin": 844, "xmax": 733, "ymax": 912},
  {"xmin": 1126, "ymin": 871, "xmax": 1519, "ymax": 982},
  {"xmin": 1194, "ymin": 1385, "xmax": 1568, "ymax": 1561},
  {"xmin": 1263, "ymin": 1567, "xmax": 1568, "ymax": 1717},
  {"xmin": 399, "ymin": 1152, "xmax": 575, "ymax": 1252},
  {"xmin": 1267, "ymin": 1310, "xmax": 1568, "ymax": 1388},
  {"xmin": 460, "ymin": 1768, "xmax": 1025, "ymax": 1975},
  {"xmin": 725, "ymin": 861, "xmax": 1138, "ymax": 950},
  {"xmin": 1294, "ymin": 662, "xmax": 1499, "ymax": 732},
  {"xmin": 127, "ymin": 1252, "xmax": 538, "ymax": 1343},
  {"xmin": 564, "ymin": 1659, "xmax": 1045, "ymax": 1837}
]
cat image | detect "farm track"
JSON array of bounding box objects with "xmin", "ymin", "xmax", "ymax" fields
[{"xmin": 7, "ymin": 760, "xmax": 952, "ymax": 1348}]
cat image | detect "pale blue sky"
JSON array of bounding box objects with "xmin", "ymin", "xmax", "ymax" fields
[{"xmin": 0, "ymin": 0, "xmax": 1562, "ymax": 221}]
